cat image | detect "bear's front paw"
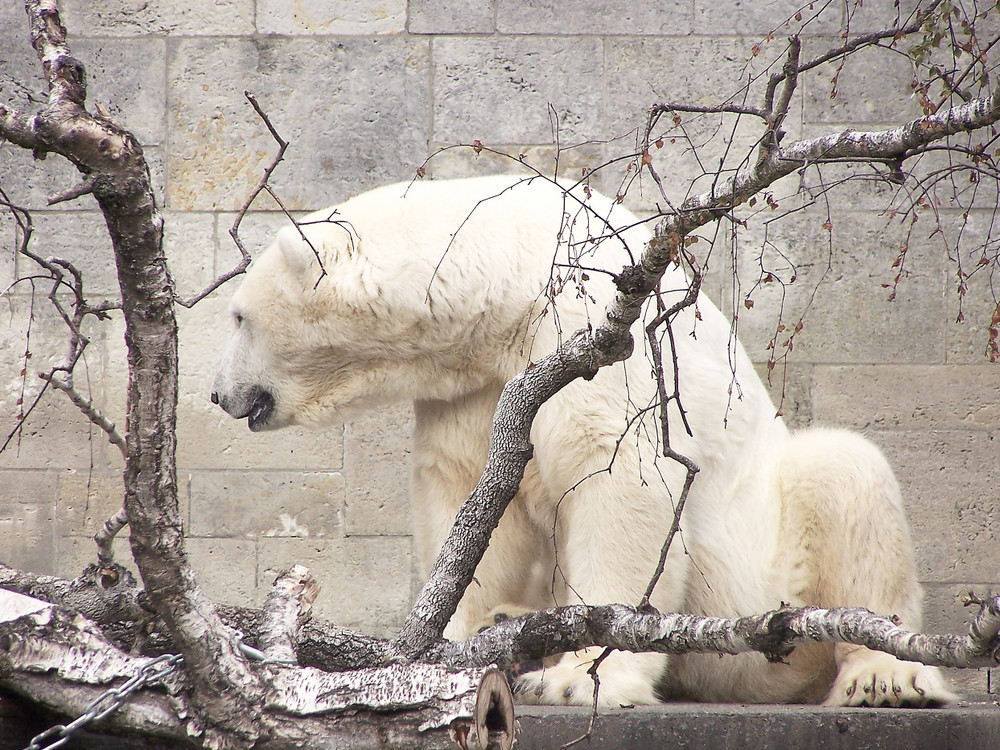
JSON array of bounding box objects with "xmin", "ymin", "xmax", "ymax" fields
[
  {"xmin": 513, "ymin": 651, "xmax": 661, "ymax": 708},
  {"xmin": 825, "ymin": 649, "xmax": 957, "ymax": 707}
]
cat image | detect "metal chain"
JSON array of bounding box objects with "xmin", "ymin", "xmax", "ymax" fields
[
  {"xmin": 21, "ymin": 631, "xmax": 295, "ymax": 750},
  {"xmin": 23, "ymin": 653, "xmax": 184, "ymax": 750}
]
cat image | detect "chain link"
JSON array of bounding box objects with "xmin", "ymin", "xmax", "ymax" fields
[{"xmin": 23, "ymin": 653, "xmax": 184, "ymax": 750}]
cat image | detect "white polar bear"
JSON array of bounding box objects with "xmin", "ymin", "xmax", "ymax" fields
[{"xmin": 211, "ymin": 175, "xmax": 954, "ymax": 708}]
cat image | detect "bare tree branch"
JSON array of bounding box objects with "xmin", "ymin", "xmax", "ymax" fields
[
  {"xmin": 4, "ymin": 563, "xmax": 998, "ymax": 681},
  {"xmin": 258, "ymin": 565, "xmax": 319, "ymax": 664}
]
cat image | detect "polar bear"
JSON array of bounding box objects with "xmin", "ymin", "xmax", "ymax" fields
[{"xmin": 211, "ymin": 175, "xmax": 954, "ymax": 708}]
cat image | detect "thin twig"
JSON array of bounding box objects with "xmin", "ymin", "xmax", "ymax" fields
[
  {"xmin": 40, "ymin": 372, "xmax": 127, "ymax": 456},
  {"xmin": 47, "ymin": 177, "xmax": 96, "ymax": 205},
  {"xmin": 94, "ymin": 507, "xmax": 129, "ymax": 564},
  {"xmin": 177, "ymin": 90, "xmax": 289, "ymax": 307}
]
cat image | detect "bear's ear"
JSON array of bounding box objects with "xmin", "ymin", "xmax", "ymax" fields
[{"xmin": 275, "ymin": 225, "xmax": 319, "ymax": 278}]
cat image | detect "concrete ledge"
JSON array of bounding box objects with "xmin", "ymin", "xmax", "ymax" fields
[
  {"xmin": 4, "ymin": 692, "xmax": 997, "ymax": 749},
  {"xmin": 515, "ymin": 697, "xmax": 1000, "ymax": 750}
]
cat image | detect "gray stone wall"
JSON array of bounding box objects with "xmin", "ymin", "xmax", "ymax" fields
[{"xmin": 0, "ymin": 0, "xmax": 997, "ymax": 685}]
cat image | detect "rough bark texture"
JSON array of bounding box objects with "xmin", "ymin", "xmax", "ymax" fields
[{"xmin": 4, "ymin": 566, "xmax": 998, "ymax": 678}]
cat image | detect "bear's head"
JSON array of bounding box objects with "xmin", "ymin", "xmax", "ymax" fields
[
  {"xmin": 210, "ymin": 223, "xmax": 360, "ymax": 432},
  {"xmin": 210, "ymin": 205, "xmax": 536, "ymax": 432}
]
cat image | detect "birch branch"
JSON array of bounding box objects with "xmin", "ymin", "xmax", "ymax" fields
[
  {"xmin": 438, "ymin": 601, "xmax": 1000, "ymax": 672},
  {"xmin": 257, "ymin": 565, "xmax": 319, "ymax": 663},
  {"xmin": 4, "ymin": 564, "xmax": 997, "ymax": 677}
]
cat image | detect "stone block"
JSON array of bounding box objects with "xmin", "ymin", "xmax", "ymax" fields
[
  {"xmin": 422, "ymin": 143, "xmax": 605, "ymax": 184},
  {"xmin": 725, "ymin": 208, "xmax": 947, "ymax": 364},
  {"xmin": 19, "ymin": 211, "xmax": 119, "ymax": 296},
  {"xmin": 0, "ymin": 209, "xmax": 15, "ymax": 292},
  {"xmin": 0, "ymin": 470, "xmax": 58, "ymax": 574},
  {"xmin": 753, "ymin": 361, "xmax": 813, "ymax": 429},
  {"xmin": 73, "ymin": 39, "xmax": 168, "ymax": 146},
  {"xmin": 257, "ymin": 536, "xmax": 412, "ymax": 632},
  {"xmin": 603, "ymin": 37, "xmax": 803, "ymax": 212},
  {"xmin": 409, "ymin": 0, "xmax": 494, "ymax": 34},
  {"xmin": 186, "ymin": 537, "xmax": 258, "ymax": 606},
  {"xmin": 162, "ymin": 212, "xmax": 217, "ymax": 302},
  {"xmin": 59, "ymin": 0, "xmax": 255, "ymax": 36},
  {"xmin": 497, "ymin": 0, "xmax": 694, "ymax": 35},
  {"xmin": 922, "ymin": 582, "xmax": 997, "ymax": 635},
  {"xmin": 922, "ymin": 582, "xmax": 997, "ymax": 696},
  {"xmin": 55, "ymin": 535, "xmax": 137, "ymax": 581},
  {"xmin": 0, "ymin": 300, "xmax": 117, "ymax": 471},
  {"xmin": 875, "ymin": 430, "xmax": 998, "ymax": 583},
  {"xmin": 813, "ymin": 365, "xmax": 1000, "ymax": 430},
  {"xmin": 940, "ymin": 210, "xmax": 1000, "ymax": 364},
  {"xmin": 433, "ymin": 37, "xmax": 603, "ymax": 145},
  {"xmin": 167, "ymin": 37, "xmax": 430, "ymax": 211},
  {"xmin": 258, "ymin": 0, "xmax": 406, "ymax": 35},
  {"xmin": 57, "ymin": 470, "xmax": 129, "ymax": 538},
  {"xmin": 605, "ymin": 36, "xmax": 782, "ymax": 132},
  {"xmin": 0, "ymin": 13, "xmax": 48, "ymax": 112},
  {"xmin": 0, "ymin": 392, "xmax": 118, "ymax": 472},
  {"xmin": 692, "ymin": 0, "xmax": 843, "ymax": 37},
  {"xmin": 343, "ymin": 404, "xmax": 413, "ymax": 536},
  {"xmin": 801, "ymin": 36, "xmax": 920, "ymax": 125},
  {"xmin": 188, "ymin": 470, "xmax": 344, "ymax": 539},
  {"xmin": 942, "ymin": 667, "xmax": 992, "ymax": 697}
]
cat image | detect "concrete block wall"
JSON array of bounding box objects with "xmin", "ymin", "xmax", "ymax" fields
[{"xmin": 0, "ymin": 0, "xmax": 997, "ymax": 679}]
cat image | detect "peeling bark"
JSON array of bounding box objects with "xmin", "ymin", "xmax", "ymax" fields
[{"xmin": 4, "ymin": 569, "xmax": 998, "ymax": 678}]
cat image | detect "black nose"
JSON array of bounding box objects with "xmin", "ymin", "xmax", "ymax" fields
[{"xmin": 210, "ymin": 391, "xmax": 219, "ymax": 405}]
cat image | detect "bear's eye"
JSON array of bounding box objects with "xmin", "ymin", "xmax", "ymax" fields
[{"xmin": 234, "ymin": 313, "xmax": 244, "ymax": 327}]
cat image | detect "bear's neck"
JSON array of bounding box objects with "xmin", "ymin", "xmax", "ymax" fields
[{"xmin": 412, "ymin": 382, "xmax": 504, "ymax": 475}]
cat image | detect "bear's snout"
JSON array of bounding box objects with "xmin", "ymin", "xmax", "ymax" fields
[{"xmin": 210, "ymin": 384, "xmax": 275, "ymax": 432}]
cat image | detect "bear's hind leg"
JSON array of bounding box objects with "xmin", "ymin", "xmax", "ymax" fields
[{"xmin": 776, "ymin": 428, "xmax": 956, "ymax": 707}]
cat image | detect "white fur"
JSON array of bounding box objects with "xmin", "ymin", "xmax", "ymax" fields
[{"xmin": 212, "ymin": 175, "xmax": 954, "ymax": 708}]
